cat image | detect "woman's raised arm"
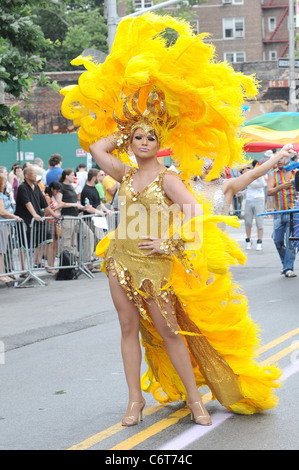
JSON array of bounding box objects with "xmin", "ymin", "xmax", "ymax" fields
[
  {"xmin": 89, "ymin": 136, "xmax": 130, "ymax": 182},
  {"xmin": 223, "ymin": 143, "xmax": 295, "ymax": 200}
]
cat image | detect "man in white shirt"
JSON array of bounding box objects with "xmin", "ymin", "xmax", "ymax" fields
[
  {"xmin": 75, "ymin": 163, "xmax": 88, "ymax": 198},
  {"xmin": 243, "ymin": 165, "xmax": 265, "ymax": 250}
]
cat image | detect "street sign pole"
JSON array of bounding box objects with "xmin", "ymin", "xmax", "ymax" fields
[{"xmin": 289, "ymin": 0, "xmax": 296, "ymax": 111}]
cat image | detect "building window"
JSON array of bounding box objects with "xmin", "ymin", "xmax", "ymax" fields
[
  {"xmin": 224, "ymin": 51, "xmax": 246, "ymax": 63},
  {"xmin": 268, "ymin": 17, "xmax": 276, "ymax": 32},
  {"xmin": 223, "ymin": 18, "xmax": 245, "ymax": 39},
  {"xmin": 269, "ymin": 50, "xmax": 277, "ymax": 61},
  {"xmin": 134, "ymin": 0, "xmax": 153, "ymax": 10},
  {"xmin": 225, "ymin": 52, "xmax": 234, "ymax": 62},
  {"xmin": 235, "ymin": 51, "xmax": 245, "ymax": 62}
]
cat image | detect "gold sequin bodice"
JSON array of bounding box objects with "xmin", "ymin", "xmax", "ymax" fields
[{"xmin": 104, "ymin": 167, "xmax": 181, "ymax": 296}]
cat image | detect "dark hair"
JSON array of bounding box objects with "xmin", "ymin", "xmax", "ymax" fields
[
  {"xmin": 49, "ymin": 153, "xmax": 62, "ymax": 167},
  {"xmin": 60, "ymin": 168, "xmax": 74, "ymax": 183},
  {"xmin": 13, "ymin": 165, "xmax": 22, "ymax": 174},
  {"xmin": 87, "ymin": 168, "xmax": 100, "ymax": 181},
  {"xmin": 239, "ymin": 166, "xmax": 252, "ymax": 174},
  {"xmin": 45, "ymin": 181, "xmax": 62, "ymax": 197},
  {"xmin": 76, "ymin": 163, "xmax": 86, "ymax": 171}
]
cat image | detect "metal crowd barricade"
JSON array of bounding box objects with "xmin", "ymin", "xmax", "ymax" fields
[
  {"xmin": 0, "ymin": 212, "xmax": 121, "ymax": 287},
  {"xmin": 28, "ymin": 212, "xmax": 119, "ymax": 282},
  {"xmin": 80, "ymin": 211, "xmax": 119, "ymax": 278},
  {"xmin": 258, "ymin": 206, "xmax": 299, "ymax": 251},
  {"xmin": 289, "ymin": 204, "xmax": 299, "ymax": 250},
  {"xmin": 0, "ymin": 218, "xmax": 33, "ymax": 285},
  {"xmin": 29, "ymin": 216, "xmax": 81, "ymax": 281}
]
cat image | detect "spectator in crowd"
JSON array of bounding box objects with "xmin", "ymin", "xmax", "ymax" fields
[
  {"xmin": 81, "ymin": 169, "xmax": 113, "ymax": 217},
  {"xmin": 55, "ymin": 169, "xmax": 84, "ymax": 216},
  {"xmin": 36, "ymin": 174, "xmax": 46, "ymax": 194},
  {"xmin": 19, "ymin": 158, "xmax": 46, "ymax": 188},
  {"xmin": 262, "ymin": 150, "xmax": 277, "ymax": 212},
  {"xmin": 102, "ymin": 173, "xmax": 118, "ymax": 204},
  {"xmin": 0, "ymin": 175, "xmax": 22, "ymax": 283},
  {"xmin": 81, "ymin": 170, "xmax": 113, "ymax": 267},
  {"xmin": 15, "ymin": 167, "xmax": 59, "ymax": 275},
  {"xmin": 55, "ymin": 169, "xmax": 94, "ymax": 268},
  {"xmin": 12, "ymin": 164, "xmax": 23, "ymax": 201},
  {"xmin": 242, "ymin": 162, "xmax": 266, "ymax": 251},
  {"xmin": 22, "ymin": 162, "xmax": 32, "ymax": 171},
  {"xmin": 0, "ymin": 166, "xmax": 8, "ymax": 178},
  {"xmin": 33, "ymin": 158, "xmax": 47, "ymax": 186},
  {"xmin": 44, "ymin": 181, "xmax": 65, "ymax": 213},
  {"xmin": 8, "ymin": 163, "xmax": 19, "ymax": 187},
  {"xmin": 95, "ymin": 169, "xmax": 106, "ymax": 202},
  {"xmin": 296, "ymin": 167, "xmax": 299, "ymax": 191},
  {"xmin": 292, "ymin": 171, "xmax": 299, "ymax": 251},
  {"xmin": 44, "ymin": 181, "xmax": 66, "ymax": 270},
  {"xmin": 46, "ymin": 154, "xmax": 63, "ymax": 185},
  {"xmin": 0, "ymin": 166, "xmax": 15, "ymax": 207},
  {"xmin": 267, "ymin": 155, "xmax": 297, "ymax": 277},
  {"xmin": 75, "ymin": 163, "xmax": 88, "ymax": 199}
]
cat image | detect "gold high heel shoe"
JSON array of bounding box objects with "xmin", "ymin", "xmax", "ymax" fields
[
  {"xmin": 121, "ymin": 400, "xmax": 146, "ymax": 427},
  {"xmin": 187, "ymin": 401, "xmax": 212, "ymax": 426}
]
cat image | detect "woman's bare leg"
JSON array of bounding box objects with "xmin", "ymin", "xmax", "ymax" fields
[
  {"xmin": 147, "ymin": 297, "xmax": 211, "ymax": 425},
  {"xmin": 108, "ymin": 271, "xmax": 143, "ymax": 404}
]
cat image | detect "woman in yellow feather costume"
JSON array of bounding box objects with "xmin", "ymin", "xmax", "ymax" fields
[{"xmin": 60, "ymin": 13, "xmax": 284, "ymax": 425}]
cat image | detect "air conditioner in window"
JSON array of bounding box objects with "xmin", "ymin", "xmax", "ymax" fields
[
  {"xmin": 235, "ymin": 31, "xmax": 244, "ymax": 37},
  {"xmin": 222, "ymin": 0, "xmax": 232, "ymax": 4}
]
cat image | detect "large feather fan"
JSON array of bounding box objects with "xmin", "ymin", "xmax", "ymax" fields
[{"xmin": 60, "ymin": 13, "xmax": 258, "ymax": 181}]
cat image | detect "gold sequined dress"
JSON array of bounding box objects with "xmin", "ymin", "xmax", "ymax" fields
[
  {"xmin": 98, "ymin": 167, "xmax": 281, "ymax": 415},
  {"xmin": 104, "ymin": 168, "xmax": 180, "ymax": 327}
]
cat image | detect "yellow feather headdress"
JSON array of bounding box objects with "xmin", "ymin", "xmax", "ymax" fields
[
  {"xmin": 60, "ymin": 13, "xmax": 258, "ymax": 181},
  {"xmin": 113, "ymin": 88, "xmax": 177, "ymax": 153}
]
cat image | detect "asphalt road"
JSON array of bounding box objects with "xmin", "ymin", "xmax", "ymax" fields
[{"xmin": 0, "ymin": 218, "xmax": 298, "ymax": 451}]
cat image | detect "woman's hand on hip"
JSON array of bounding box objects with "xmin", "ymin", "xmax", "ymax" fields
[{"xmin": 138, "ymin": 236, "xmax": 163, "ymax": 255}]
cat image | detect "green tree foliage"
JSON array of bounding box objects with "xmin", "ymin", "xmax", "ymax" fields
[
  {"xmin": 33, "ymin": 0, "xmax": 108, "ymax": 71},
  {"xmin": 0, "ymin": 0, "xmax": 51, "ymax": 141},
  {"xmin": 0, "ymin": 0, "xmax": 107, "ymax": 141}
]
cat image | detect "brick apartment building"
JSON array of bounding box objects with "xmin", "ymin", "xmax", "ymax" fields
[
  {"xmin": 123, "ymin": 0, "xmax": 291, "ymax": 64},
  {"xmin": 189, "ymin": 0, "xmax": 290, "ymax": 64}
]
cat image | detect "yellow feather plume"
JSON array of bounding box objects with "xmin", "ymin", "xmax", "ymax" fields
[{"xmin": 60, "ymin": 12, "xmax": 258, "ymax": 180}]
